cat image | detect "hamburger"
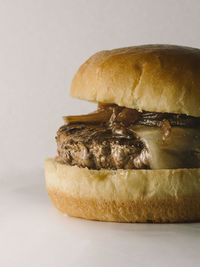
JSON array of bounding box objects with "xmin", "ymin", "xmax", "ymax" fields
[{"xmin": 45, "ymin": 44, "xmax": 200, "ymax": 223}]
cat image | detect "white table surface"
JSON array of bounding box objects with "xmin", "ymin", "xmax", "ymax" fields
[
  {"xmin": 1, "ymin": 169, "xmax": 200, "ymax": 267},
  {"xmin": 1, "ymin": 1, "xmax": 200, "ymax": 266}
]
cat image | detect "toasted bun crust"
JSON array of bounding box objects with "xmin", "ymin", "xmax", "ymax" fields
[
  {"xmin": 70, "ymin": 45, "xmax": 200, "ymax": 117},
  {"xmin": 45, "ymin": 158, "xmax": 200, "ymax": 222}
]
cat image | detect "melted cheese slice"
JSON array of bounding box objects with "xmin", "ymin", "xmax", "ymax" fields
[{"xmin": 133, "ymin": 126, "xmax": 200, "ymax": 169}]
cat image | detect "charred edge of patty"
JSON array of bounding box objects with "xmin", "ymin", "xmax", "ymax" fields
[{"xmin": 56, "ymin": 124, "xmax": 149, "ymax": 170}]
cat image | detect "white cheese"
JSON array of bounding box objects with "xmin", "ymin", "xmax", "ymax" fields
[{"xmin": 132, "ymin": 126, "xmax": 200, "ymax": 169}]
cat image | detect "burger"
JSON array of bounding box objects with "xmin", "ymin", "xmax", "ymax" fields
[{"xmin": 45, "ymin": 44, "xmax": 200, "ymax": 223}]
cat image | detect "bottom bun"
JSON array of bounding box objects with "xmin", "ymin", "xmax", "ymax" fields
[{"xmin": 45, "ymin": 158, "xmax": 200, "ymax": 223}]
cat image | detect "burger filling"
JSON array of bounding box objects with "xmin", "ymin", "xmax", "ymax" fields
[{"xmin": 56, "ymin": 104, "xmax": 200, "ymax": 170}]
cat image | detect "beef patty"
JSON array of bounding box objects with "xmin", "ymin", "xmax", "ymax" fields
[
  {"xmin": 56, "ymin": 123, "xmax": 149, "ymax": 170},
  {"xmin": 57, "ymin": 104, "xmax": 200, "ymax": 170}
]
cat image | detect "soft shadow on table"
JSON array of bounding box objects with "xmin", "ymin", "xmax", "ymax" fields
[{"xmin": 63, "ymin": 213, "xmax": 200, "ymax": 235}]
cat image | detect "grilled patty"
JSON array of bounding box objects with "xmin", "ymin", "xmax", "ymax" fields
[
  {"xmin": 56, "ymin": 123, "xmax": 149, "ymax": 170},
  {"xmin": 57, "ymin": 105, "xmax": 200, "ymax": 170}
]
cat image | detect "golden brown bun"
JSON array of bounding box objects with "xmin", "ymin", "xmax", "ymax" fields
[
  {"xmin": 70, "ymin": 44, "xmax": 200, "ymax": 117},
  {"xmin": 45, "ymin": 158, "xmax": 200, "ymax": 223}
]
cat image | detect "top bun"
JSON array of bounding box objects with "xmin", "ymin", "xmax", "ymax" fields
[{"xmin": 70, "ymin": 45, "xmax": 200, "ymax": 117}]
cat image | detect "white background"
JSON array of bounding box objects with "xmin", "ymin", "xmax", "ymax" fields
[{"xmin": 0, "ymin": 1, "xmax": 200, "ymax": 266}]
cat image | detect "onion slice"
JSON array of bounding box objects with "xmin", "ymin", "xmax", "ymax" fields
[{"xmin": 63, "ymin": 109, "xmax": 113, "ymax": 124}]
